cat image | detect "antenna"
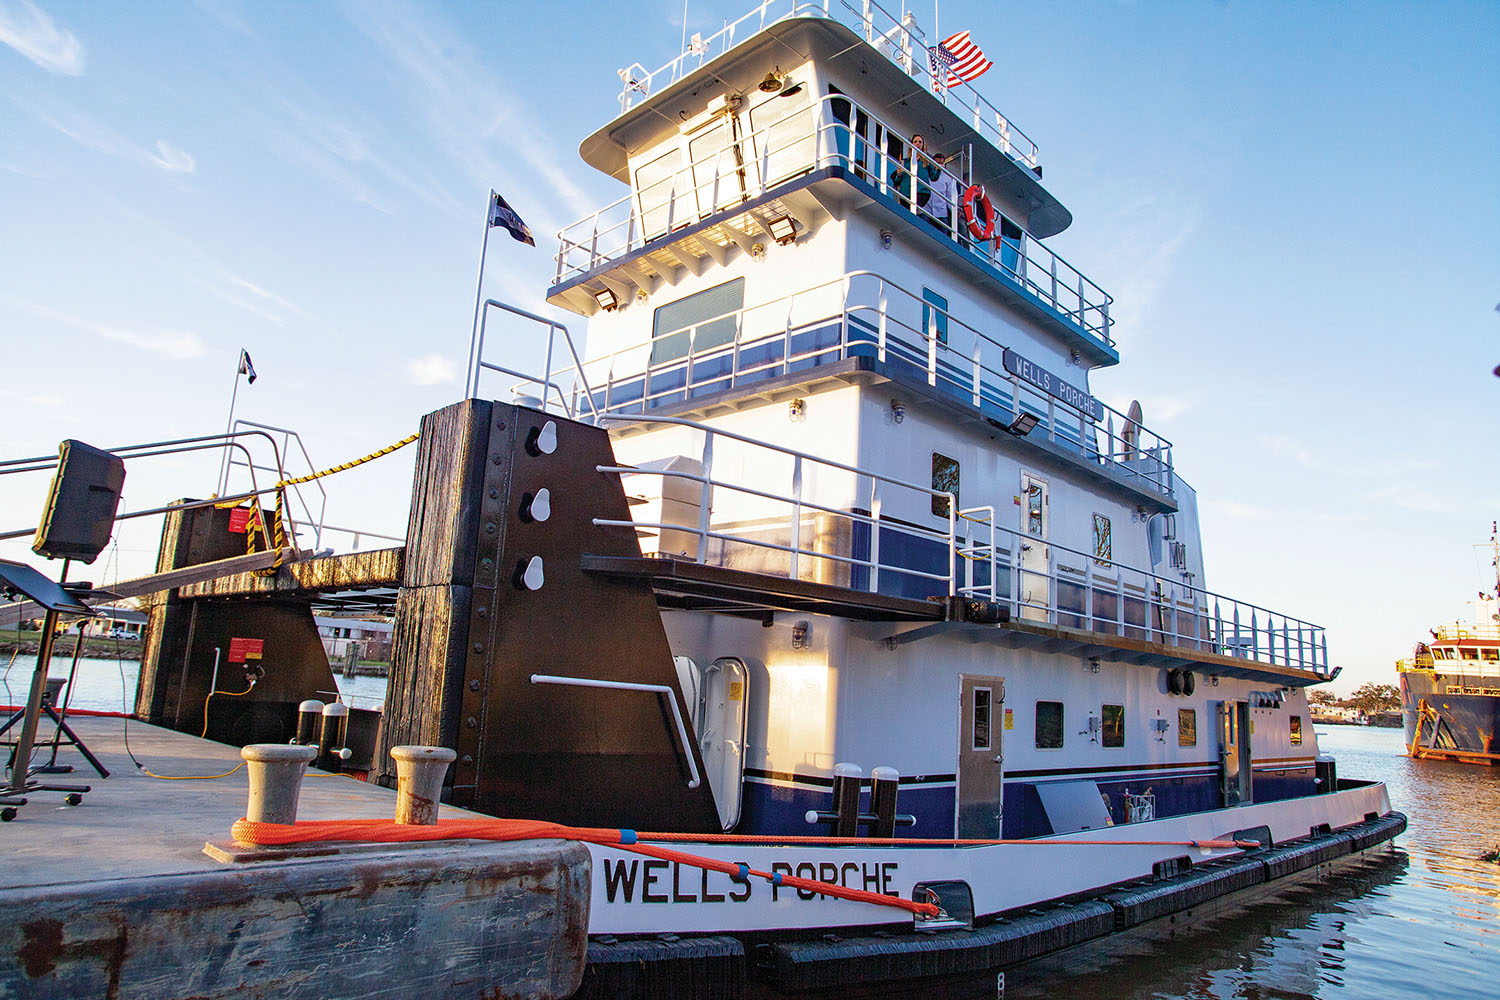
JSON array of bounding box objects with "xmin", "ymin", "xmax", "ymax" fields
[{"xmin": 681, "ymin": 0, "xmax": 689, "ymax": 57}]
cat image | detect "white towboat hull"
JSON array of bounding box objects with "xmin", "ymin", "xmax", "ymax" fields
[{"xmin": 586, "ymin": 782, "xmax": 1393, "ymax": 935}]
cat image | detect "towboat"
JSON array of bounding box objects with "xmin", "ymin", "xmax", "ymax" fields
[{"xmin": 371, "ymin": 0, "xmax": 1403, "ymax": 980}]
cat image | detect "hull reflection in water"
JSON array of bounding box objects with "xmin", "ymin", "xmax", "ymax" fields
[{"xmin": 1005, "ymin": 849, "xmax": 1408, "ymax": 999}]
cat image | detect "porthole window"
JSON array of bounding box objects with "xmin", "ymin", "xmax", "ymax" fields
[
  {"xmin": 1290, "ymin": 715, "xmax": 1303, "ymax": 746},
  {"xmin": 1093, "ymin": 513, "xmax": 1112, "ymax": 567}
]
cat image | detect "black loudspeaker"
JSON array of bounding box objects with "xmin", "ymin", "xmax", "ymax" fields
[{"xmin": 32, "ymin": 439, "xmax": 126, "ymax": 564}]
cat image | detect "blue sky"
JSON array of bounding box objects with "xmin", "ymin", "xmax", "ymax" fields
[{"xmin": 1, "ymin": 0, "xmax": 1496, "ymax": 692}]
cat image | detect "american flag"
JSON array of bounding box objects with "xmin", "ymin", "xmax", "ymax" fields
[{"xmin": 929, "ymin": 30, "xmax": 993, "ymax": 89}]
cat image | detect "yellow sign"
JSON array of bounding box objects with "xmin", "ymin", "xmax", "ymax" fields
[
  {"xmin": 728, "ymin": 681, "xmax": 743, "ymax": 701},
  {"xmin": 1004, "ymin": 708, "xmax": 1014, "ymax": 730}
]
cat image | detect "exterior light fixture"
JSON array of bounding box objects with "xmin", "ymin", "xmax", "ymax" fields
[
  {"xmin": 788, "ymin": 398, "xmax": 804, "ymax": 421},
  {"xmin": 758, "ymin": 70, "xmax": 784, "ymax": 94},
  {"xmin": 767, "ymin": 215, "xmax": 797, "ymax": 245},
  {"xmin": 1006, "ymin": 412, "xmax": 1039, "ymax": 436},
  {"xmin": 890, "ymin": 399, "xmax": 906, "ymax": 424},
  {"xmin": 593, "ymin": 288, "xmax": 619, "ymax": 312}
]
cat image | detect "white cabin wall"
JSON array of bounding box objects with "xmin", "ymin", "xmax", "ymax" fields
[{"xmin": 850, "ymin": 389, "xmax": 1150, "ymax": 570}]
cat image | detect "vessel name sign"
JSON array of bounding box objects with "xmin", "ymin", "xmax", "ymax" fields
[
  {"xmin": 1002, "ymin": 349, "xmax": 1103, "ymax": 420},
  {"xmin": 601, "ymin": 855, "xmax": 902, "ymax": 904}
]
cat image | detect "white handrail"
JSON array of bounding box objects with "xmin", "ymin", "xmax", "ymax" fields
[
  {"xmin": 614, "ymin": 0, "xmax": 1042, "ymax": 171},
  {"xmin": 554, "ymin": 92, "xmax": 1108, "ymax": 344},
  {"xmin": 530, "ymin": 673, "xmax": 701, "ymax": 789}
]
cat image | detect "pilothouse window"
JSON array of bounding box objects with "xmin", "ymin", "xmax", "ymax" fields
[{"xmin": 651, "ymin": 278, "xmax": 745, "ymax": 365}]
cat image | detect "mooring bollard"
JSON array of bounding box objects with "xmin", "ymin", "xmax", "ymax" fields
[
  {"xmin": 241, "ymin": 744, "xmax": 318, "ymax": 825},
  {"xmin": 390, "ymin": 745, "xmax": 457, "ymax": 825}
]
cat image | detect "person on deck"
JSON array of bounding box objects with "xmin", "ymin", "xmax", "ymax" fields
[
  {"xmin": 923, "ymin": 151, "xmax": 958, "ymax": 237},
  {"xmin": 889, "ymin": 133, "xmax": 932, "ymax": 211}
]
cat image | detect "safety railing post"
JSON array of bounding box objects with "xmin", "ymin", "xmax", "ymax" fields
[
  {"xmin": 947, "ymin": 500, "xmax": 957, "ymax": 596},
  {"xmin": 869, "ymin": 478, "xmax": 882, "ymax": 594},
  {"xmin": 1169, "ymin": 584, "xmax": 1179, "ymax": 646},
  {"xmin": 697, "ymin": 430, "xmax": 714, "ymax": 564},
  {"xmin": 790, "ymin": 454, "xmax": 803, "ymax": 582},
  {"xmin": 1085, "ymin": 557, "xmax": 1095, "ymax": 631},
  {"xmin": 1116, "ymin": 574, "xmax": 1125, "ymax": 636}
]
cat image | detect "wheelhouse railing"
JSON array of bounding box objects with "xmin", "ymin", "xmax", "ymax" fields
[
  {"xmin": 555, "ymin": 92, "xmax": 1112, "ymax": 348},
  {"xmin": 594, "ymin": 413, "xmax": 1328, "ymax": 676},
  {"xmin": 615, "ymin": 0, "xmax": 1041, "ymax": 172},
  {"xmin": 564, "ymin": 270, "xmax": 1168, "ymax": 495}
]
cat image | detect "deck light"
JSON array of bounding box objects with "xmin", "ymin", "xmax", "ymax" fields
[
  {"xmin": 767, "ymin": 215, "xmax": 797, "ymax": 245},
  {"xmin": 758, "ymin": 71, "xmax": 784, "ymax": 94},
  {"xmin": 1006, "ymin": 412, "xmax": 1039, "ymax": 437},
  {"xmin": 593, "ymin": 288, "xmax": 619, "ymax": 312}
]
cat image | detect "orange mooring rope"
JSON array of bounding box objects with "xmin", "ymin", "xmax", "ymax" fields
[{"xmin": 230, "ymin": 816, "xmax": 940, "ymax": 917}]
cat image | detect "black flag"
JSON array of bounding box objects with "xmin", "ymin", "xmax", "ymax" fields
[
  {"xmin": 488, "ymin": 191, "xmax": 535, "ymax": 246},
  {"xmin": 237, "ymin": 348, "xmax": 257, "ymax": 384}
]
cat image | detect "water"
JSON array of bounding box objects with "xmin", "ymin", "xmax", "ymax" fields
[
  {"xmin": 0, "ymin": 654, "xmax": 388, "ymax": 714},
  {"xmin": 1007, "ymin": 725, "xmax": 1500, "ymax": 1000},
  {"xmin": 17, "ymin": 660, "xmax": 1499, "ymax": 996}
]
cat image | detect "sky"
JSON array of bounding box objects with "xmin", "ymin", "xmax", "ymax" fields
[{"xmin": 1, "ymin": 0, "xmax": 1495, "ymax": 694}]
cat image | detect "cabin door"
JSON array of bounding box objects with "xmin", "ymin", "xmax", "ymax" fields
[
  {"xmin": 956, "ymin": 674, "xmax": 1005, "ymax": 837},
  {"xmin": 1217, "ymin": 700, "xmax": 1253, "ymax": 806},
  {"xmin": 1018, "ymin": 473, "xmax": 1050, "ymax": 622}
]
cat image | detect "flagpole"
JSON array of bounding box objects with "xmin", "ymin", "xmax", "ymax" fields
[
  {"xmin": 465, "ymin": 189, "xmax": 495, "ymax": 399},
  {"xmin": 217, "ymin": 357, "xmax": 243, "ymax": 495}
]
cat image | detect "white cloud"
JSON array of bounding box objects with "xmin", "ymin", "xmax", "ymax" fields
[
  {"xmin": 0, "ymin": 0, "xmax": 84, "ymax": 75},
  {"xmin": 3, "ymin": 295, "xmax": 205, "ymax": 358},
  {"xmin": 150, "ymin": 139, "xmax": 196, "ymax": 173},
  {"xmin": 407, "ymin": 354, "xmax": 456, "ymax": 385},
  {"xmin": 27, "ymin": 102, "xmax": 199, "ymax": 175}
]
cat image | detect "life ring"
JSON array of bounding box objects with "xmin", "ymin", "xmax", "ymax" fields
[
  {"xmin": 1166, "ymin": 668, "xmax": 1183, "ymax": 695},
  {"xmin": 1182, "ymin": 670, "xmax": 1196, "ymax": 696},
  {"xmin": 962, "ymin": 184, "xmax": 996, "ymax": 241}
]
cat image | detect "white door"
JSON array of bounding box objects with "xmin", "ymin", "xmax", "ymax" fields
[
  {"xmin": 1019, "ymin": 472, "xmax": 1050, "ymax": 622},
  {"xmin": 956, "ymin": 674, "xmax": 1004, "ymax": 838}
]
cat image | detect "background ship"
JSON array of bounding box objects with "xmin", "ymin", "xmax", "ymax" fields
[{"xmin": 1399, "ymin": 525, "xmax": 1500, "ymax": 764}]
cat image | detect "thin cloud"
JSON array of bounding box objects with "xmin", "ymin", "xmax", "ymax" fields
[
  {"xmin": 1094, "ymin": 195, "xmax": 1200, "ymax": 334},
  {"xmin": 344, "ymin": 1, "xmax": 595, "ymax": 227},
  {"xmin": 26, "ymin": 100, "xmax": 198, "ymax": 175},
  {"xmin": 0, "ymin": 387, "xmax": 62, "ymax": 407},
  {"xmin": 0, "ymin": 0, "xmax": 84, "ymax": 75},
  {"xmin": 150, "ymin": 140, "xmax": 196, "ymax": 173},
  {"xmin": 407, "ymin": 354, "xmax": 456, "ymax": 385},
  {"xmin": 3, "ymin": 295, "xmax": 206, "ymax": 358}
]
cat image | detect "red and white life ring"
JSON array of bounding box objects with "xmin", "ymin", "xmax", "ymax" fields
[{"xmin": 962, "ymin": 184, "xmax": 996, "ymax": 242}]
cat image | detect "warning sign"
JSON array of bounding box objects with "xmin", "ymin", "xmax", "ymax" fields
[
  {"xmin": 1004, "ymin": 708, "xmax": 1014, "ymax": 731},
  {"xmin": 228, "ymin": 507, "xmax": 260, "ymax": 534},
  {"xmin": 228, "ymin": 637, "xmax": 264, "ymax": 663}
]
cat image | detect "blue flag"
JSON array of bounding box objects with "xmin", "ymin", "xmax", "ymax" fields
[{"xmin": 488, "ymin": 191, "xmax": 535, "ymax": 246}]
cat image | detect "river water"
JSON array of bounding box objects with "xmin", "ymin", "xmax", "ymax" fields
[{"xmin": 15, "ymin": 658, "xmax": 1499, "ymax": 996}]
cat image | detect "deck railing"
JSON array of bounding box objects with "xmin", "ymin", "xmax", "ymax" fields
[
  {"xmin": 594, "ymin": 413, "xmax": 1328, "ymax": 676},
  {"xmin": 614, "ymin": 0, "xmax": 1041, "ymax": 172},
  {"xmin": 596, "ymin": 413, "xmax": 959, "ymax": 597},
  {"xmin": 554, "ymin": 92, "xmax": 1111, "ymax": 348},
  {"xmin": 561, "ymin": 270, "xmax": 1168, "ymax": 495},
  {"xmin": 956, "ymin": 507, "xmax": 1329, "ymax": 673}
]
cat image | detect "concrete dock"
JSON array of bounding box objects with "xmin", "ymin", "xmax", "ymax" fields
[{"xmin": 0, "ymin": 716, "xmax": 589, "ymax": 1000}]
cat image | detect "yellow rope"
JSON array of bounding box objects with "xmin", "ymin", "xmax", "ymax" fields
[
  {"xmin": 202, "ymin": 684, "xmax": 255, "ymax": 739},
  {"xmin": 277, "ymin": 433, "xmax": 420, "ymax": 488},
  {"xmin": 139, "ymin": 762, "xmax": 245, "ymax": 781},
  {"xmin": 210, "ymin": 433, "xmax": 419, "ymax": 577}
]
